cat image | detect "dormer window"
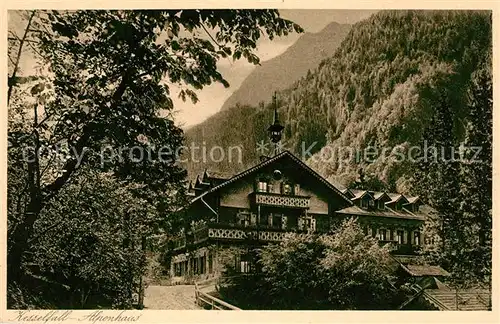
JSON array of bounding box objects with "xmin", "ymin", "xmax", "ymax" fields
[
  {"xmin": 361, "ymin": 197, "xmax": 372, "ymax": 209},
  {"xmin": 258, "ymin": 181, "xmax": 268, "ymax": 192}
]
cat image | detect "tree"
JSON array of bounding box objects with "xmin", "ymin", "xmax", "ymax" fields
[
  {"xmin": 348, "ymin": 168, "xmax": 388, "ymax": 191},
  {"xmin": 412, "ymin": 52, "xmax": 493, "ymax": 287},
  {"xmin": 218, "ymin": 219, "xmax": 403, "ymax": 310},
  {"xmin": 454, "ymin": 55, "xmax": 492, "ymax": 284},
  {"xmin": 7, "ymin": 9, "xmax": 303, "ymax": 305}
]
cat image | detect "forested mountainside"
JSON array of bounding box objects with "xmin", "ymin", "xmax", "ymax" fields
[
  {"xmin": 220, "ymin": 22, "xmax": 351, "ymax": 111},
  {"xmin": 183, "ymin": 10, "xmax": 492, "ymax": 192}
]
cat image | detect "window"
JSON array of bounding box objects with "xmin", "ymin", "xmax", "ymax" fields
[
  {"xmin": 239, "ymin": 253, "xmax": 252, "ymax": 273},
  {"xmin": 259, "ymin": 213, "xmax": 268, "ymax": 226},
  {"xmin": 299, "ymin": 216, "xmax": 315, "ymax": 232},
  {"xmin": 271, "ymin": 213, "xmax": 283, "ymax": 229},
  {"xmin": 361, "ymin": 197, "xmax": 372, "ymax": 209},
  {"xmin": 258, "ymin": 181, "xmax": 267, "ymax": 192},
  {"xmin": 240, "ymin": 261, "xmax": 250, "ymax": 273},
  {"xmin": 283, "ymin": 183, "xmax": 292, "ymax": 195},
  {"xmin": 199, "ymin": 256, "xmax": 206, "ymax": 274},
  {"xmin": 305, "ymin": 218, "xmax": 312, "ymax": 229},
  {"xmin": 237, "ymin": 211, "xmax": 250, "ymax": 227},
  {"xmin": 250, "ymin": 213, "xmax": 257, "ymax": 226},
  {"xmin": 378, "ymin": 201, "xmax": 385, "ymax": 210},
  {"xmin": 306, "ymin": 217, "xmax": 316, "ymax": 232},
  {"xmin": 174, "ymin": 263, "xmax": 181, "ymax": 276},
  {"xmin": 414, "ymin": 231, "xmax": 421, "ymax": 245},
  {"xmin": 396, "ymin": 230, "xmax": 404, "ymax": 244},
  {"xmin": 378, "ymin": 229, "xmax": 387, "ymax": 241},
  {"xmin": 281, "ymin": 215, "xmax": 288, "ymax": 230}
]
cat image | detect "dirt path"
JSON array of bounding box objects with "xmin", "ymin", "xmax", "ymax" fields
[{"xmin": 144, "ymin": 285, "xmax": 199, "ymax": 310}]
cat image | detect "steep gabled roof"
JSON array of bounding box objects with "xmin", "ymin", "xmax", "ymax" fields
[
  {"xmin": 405, "ymin": 196, "xmax": 421, "ymax": 205},
  {"xmin": 340, "ymin": 188, "xmax": 355, "ymax": 199},
  {"xmin": 204, "ymin": 170, "xmax": 233, "ymax": 180},
  {"xmin": 386, "ymin": 193, "xmax": 410, "ymax": 205},
  {"xmin": 372, "ymin": 191, "xmax": 392, "ymax": 201},
  {"xmin": 190, "ymin": 150, "xmax": 353, "ymax": 206},
  {"xmin": 350, "ymin": 189, "xmax": 374, "ymax": 201}
]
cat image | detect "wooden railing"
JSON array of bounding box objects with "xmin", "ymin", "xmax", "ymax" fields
[
  {"xmin": 194, "ymin": 279, "xmax": 241, "ymax": 310},
  {"xmin": 253, "ymin": 192, "xmax": 310, "ymax": 208}
]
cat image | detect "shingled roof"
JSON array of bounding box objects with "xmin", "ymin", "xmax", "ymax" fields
[
  {"xmin": 402, "ymin": 264, "xmax": 451, "ymax": 277},
  {"xmin": 336, "ymin": 205, "xmax": 425, "ymax": 221},
  {"xmin": 190, "ymin": 150, "xmax": 353, "ymax": 206},
  {"xmin": 423, "ymin": 289, "xmax": 491, "ymax": 311}
]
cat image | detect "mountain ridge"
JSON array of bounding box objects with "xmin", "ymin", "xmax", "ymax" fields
[
  {"xmin": 219, "ymin": 21, "xmax": 351, "ymax": 111},
  {"xmin": 183, "ymin": 11, "xmax": 492, "ymax": 193}
]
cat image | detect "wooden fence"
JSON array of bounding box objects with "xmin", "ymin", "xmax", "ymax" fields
[{"xmin": 194, "ymin": 278, "xmax": 241, "ymax": 310}]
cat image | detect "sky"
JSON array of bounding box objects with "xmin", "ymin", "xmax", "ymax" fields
[
  {"xmin": 9, "ymin": 10, "xmax": 377, "ymax": 128},
  {"xmin": 173, "ymin": 9, "xmax": 377, "ymax": 128}
]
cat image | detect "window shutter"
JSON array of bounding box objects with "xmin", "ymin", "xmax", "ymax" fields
[
  {"xmin": 311, "ymin": 217, "xmax": 316, "ymax": 232},
  {"xmin": 295, "ymin": 184, "xmax": 300, "ymax": 195},
  {"xmin": 298, "ymin": 217, "xmax": 304, "ymax": 230},
  {"xmin": 403, "ymin": 230, "xmax": 407, "ymax": 244},
  {"xmin": 282, "ymin": 215, "xmax": 287, "ymax": 229}
]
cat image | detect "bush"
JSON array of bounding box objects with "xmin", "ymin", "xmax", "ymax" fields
[{"xmin": 219, "ymin": 218, "xmax": 406, "ymax": 310}]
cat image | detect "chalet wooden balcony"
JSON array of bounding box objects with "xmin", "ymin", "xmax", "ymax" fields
[
  {"xmin": 207, "ymin": 225, "xmax": 291, "ymax": 242},
  {"xmin": 171, "ymin": 223, "xmax": 313, "ymax": 249},
  {"xmin": 252, "ymin": 192, "xmax": 310, "ymax": 209},
  {"xmin": 172, "ymin": 224, "xmax": 419, "ymax": 255},
  {"xmin": 206, "ymin": 223, "xmax": 290, "ymax": 242}
]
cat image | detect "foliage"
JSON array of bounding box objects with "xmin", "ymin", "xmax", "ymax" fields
[
  {"xmin": 9, "ymin": 169, "xmax": 162, "ymax": 308},
  {"xmin": 185, "ymin": 10, "xmax": 491, "ymax": 192},
  {"xmin": 7, "ymin": 9, "xmax": 302, "ymax": 308},
  {"xmin": 413, "ymin": 52, "xmax": 492, "ymax": 287},
  {"xmin": 219, "ymin": 219, "xmax": 404, "ymax": 310},
  {"xmin": 185, "ymin": 10, "xmax": 493, "ymax": 288}
]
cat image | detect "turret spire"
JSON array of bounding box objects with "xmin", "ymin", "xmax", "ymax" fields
[{"xmin": 267, "ymin": 91, "xmax": 285, "ymax": 155}]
